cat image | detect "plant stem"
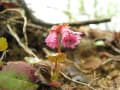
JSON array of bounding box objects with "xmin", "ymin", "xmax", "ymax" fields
[
  {"xmin": 51, "ymin": 33, "xmax": 62, "ymax": 81},
  {"xmin": 56, "ymin": 42, "xmax": 61, "ymax": 79},
  {"xmin": 57, "ymin": 43, "xmax": 61, "ymax": 53},
  {"xmin": 53, "ymin": 40, "xmax": 61, "ymax": 81}
]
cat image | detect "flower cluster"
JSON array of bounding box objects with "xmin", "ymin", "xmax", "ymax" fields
[{"xmin": 45, "ymin": 24, "xmax": 82, "ymax": 49}]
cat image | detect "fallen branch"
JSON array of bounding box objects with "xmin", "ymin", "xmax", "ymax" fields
[
  {"xmin": 17, "ymin": 0, "xmax": 111, "ymax": 27},
  {"xmin": 67, "ymin": 18, "xmax": 111, "ymax": 26}
]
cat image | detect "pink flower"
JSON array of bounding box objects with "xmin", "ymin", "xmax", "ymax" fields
[
  {"xmin": 45, "ymin": 25, "xmax": 66, "ymax": 49},
  {"xmin": 51, "ymin": 24, "xmax": 68, "ymax": 33},
  {"xmin": 45, "ymin": 30, "xmax": 59, "ymax": 49},
  {"xmin": 61, "ymin": 30, "xmax": 82, "ymax": 48},
  {"xmin": 45, "ymin": 24, "xmax": 82, "ymax": 49}
]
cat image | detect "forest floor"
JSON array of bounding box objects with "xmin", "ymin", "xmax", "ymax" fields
[{"xmin": 0, "ymin": 7, "xmax": 120, "ymax": 90}]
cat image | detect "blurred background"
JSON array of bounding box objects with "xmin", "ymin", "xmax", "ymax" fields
[{"xmin": 25, "ymin": 0, "xmax": 120, "ymax": 32}]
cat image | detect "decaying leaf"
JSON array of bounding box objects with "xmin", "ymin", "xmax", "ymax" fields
[{"xmin": 2, "ymin": 61, "xmax": 38, "ymax": 82}]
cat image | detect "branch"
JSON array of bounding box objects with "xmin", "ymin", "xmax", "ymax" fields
[
  {"xmin": 17, "ymin": 0, "xmax": 111, "ymax": 27},
  {"xmin": 68, "ymin": 18, "xmax": 111, "ymax": 26}
]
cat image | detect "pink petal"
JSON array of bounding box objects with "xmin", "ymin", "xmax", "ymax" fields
[
  {"xmin": 61, "ymin": 30, "xmax": 82, "ymax": 48},
  {"xmin": 45, "ymin": 31, "xmax": 59, "ymax": 49}
]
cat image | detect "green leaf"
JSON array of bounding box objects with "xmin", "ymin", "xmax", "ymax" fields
[
  {"xmin": 94, "ymin": 40, "xmax": 105, "ymax": 46},
  {"xmin": 0, "ymin": 37, "xmax": 8, "ymax": 51},
  {"xmin": 24, "ymin": 57, "xmax": 41, "ymax": 65},
  {"xmin": 0, "ymin": 72, "xmax": 38, "ymax": 90}
]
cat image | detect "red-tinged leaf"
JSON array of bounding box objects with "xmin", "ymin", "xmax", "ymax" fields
[
  {"xmin": 50, "ymin": 81, "xmax": 61, "ymax": 87},
  {"xmin": 0, "ymin": 2, "xmax": 20, "ymax": 8}
]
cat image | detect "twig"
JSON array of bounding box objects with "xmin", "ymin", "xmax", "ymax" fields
[
  {"xmin": 22, "ymin": 14, "xmax": 28, "ymax": 47},
  {"xmin": 89, "ymin": 77, "xmax": 100, "ymax": 86},
  {"xmin": 106, "ymin": 42, "xmax": 120, "ymax": 54},
  {"xmin": 64, "ymin": 59, "xmax": 86, "ymax": 73},
  {"xmin": 0, "ymin": 8, "xmax": 41, "ymax": 61},
  {"xmin": 95, "ymin": 58, "xmax": 120, "ymax": 70},
  {"xmin": 0, "ymin": 8, "xmax": 28, "ymax": 47},
  {"xmin": 6, "ymin": 24, "xmax": 40, "ymax": 59},
  {"xmin": 102, "ymin": 58, "xmax": 120, "ymax": 65},
  {"xmin": 0, "ymin": 8, "xmax": 19, "ymax": 14},
  {"xmin": 60, "ymin": 72, "xmax": 96, "ymax": 90},
  {"xmin": 110, "ymin": 44, "xmax": 120, "ymax": 53},
  {"xmin": 0, "ymin": 50, "xmax": 8, "ymax": 61}
]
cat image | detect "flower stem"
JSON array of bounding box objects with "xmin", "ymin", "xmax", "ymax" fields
[
  {"xmin": 51, "ymin": 32, "xmax": 62, "ymax": 81},
  {"xmin": 56, "ymin": 42, "xmax": 61, "ymax": 79},
  {"xmin": 57, "ymin": 41, "xmax": 61, "ymax": 53},
  {"xmin": 54, "ymin": 41, "xmax": 61, "ymax": 81}
]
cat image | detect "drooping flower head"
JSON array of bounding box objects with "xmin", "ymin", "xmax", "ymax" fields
[
  {"xmin": 45, "ymin": 30, "xmax": 59, "ymax": 49},
  {"xmin": 61, "ymin": 30, "xmax": 82, "ymax": 48},
  {"xmin": 45, "ymin": 24, "xmax": 82, "ymax": 49}
]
